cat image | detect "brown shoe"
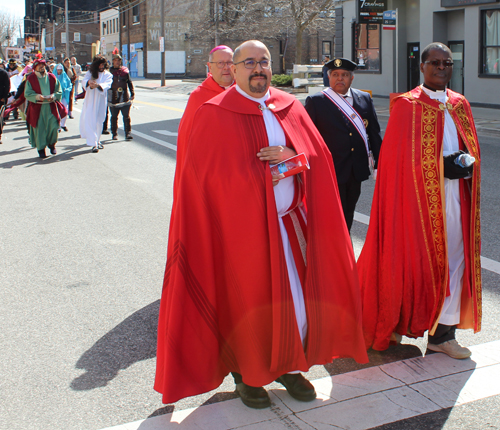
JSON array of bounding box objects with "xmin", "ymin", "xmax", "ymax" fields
[
  {"xmin": 390, "ymin": 332, "xmax": 402, "ymax": 343},
  {"xmin": 276, "ymin": 373, "xmax": 316, "ymax": 402},
  {"xmin": 427, "ymin": 339, "xmax": 471, "ymax": 359},
  {"xmin": 235, "ymin": 383, "xmax": 271, "ymax": 409}
]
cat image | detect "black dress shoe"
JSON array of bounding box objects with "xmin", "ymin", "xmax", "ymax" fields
[
  {"xmin": 235, "ymin": 382, "xmax": 271, "ymax": 409},
  {"xmin": 102, "ymin": 130, "xmax": 110, "ymax": 135},
  {"xmin": 69, "ymin": 115, "xmax": 74, "ymax": 119},
  {"xmin": 62, "ymin": 126, "xmax": 68, "ymax": 132},
  {"xmin": 126, "ymin": 133, "xmax": 133, "ymax": 140},
  {"xmin": 276, "ymin": 374, "xmax": 316, "ymax": 402},
  {"xmin": 48, "ymin": 145, "xmax": 57, "ymax": 155},
  {"xmin": 38, "ymin": 149, "xmax": 47, "ymax": 158}
]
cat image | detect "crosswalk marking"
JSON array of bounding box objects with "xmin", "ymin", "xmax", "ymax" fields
[{"xmin": 152, "ymin": 130, "xmax": 178, "ymax": 137}]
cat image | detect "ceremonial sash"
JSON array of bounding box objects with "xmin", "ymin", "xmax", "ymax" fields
[{"xmin": 322, "ymin": 88, "xmax": 369, "ymax": 156}]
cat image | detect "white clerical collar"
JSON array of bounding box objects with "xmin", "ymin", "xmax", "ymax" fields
[
  {"xmin": 235, "ymin": 84, "xmax": 270, "ymax": 104},
  {"xmin": 421, "ymin": 84, "xmax": 447, "ymax": 101}
]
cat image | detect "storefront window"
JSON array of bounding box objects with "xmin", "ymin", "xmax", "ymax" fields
[
  {"xmin": 354, "ymin": 23, "xmax": 381, "ymax": 72},
  {"xmin": 482, "ymin": 9, "xmax": 500, "ymax": 75}
]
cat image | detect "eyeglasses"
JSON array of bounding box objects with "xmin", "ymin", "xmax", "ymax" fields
[
  {"xmin": 424, "ymin": 60, "xmax": 454, "ymax": 68},
  {"xmin": 234, "ymin": 59, "xmax": 272, "ymax": 69},
  {"xmin": 209, "ymin": 61, "xmax": 234, "ymax": 68}
]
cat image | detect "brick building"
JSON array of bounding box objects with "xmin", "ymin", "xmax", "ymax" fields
[{"xmin": 111, "ymin": 0, "xmax": 335, "ymax": 78}]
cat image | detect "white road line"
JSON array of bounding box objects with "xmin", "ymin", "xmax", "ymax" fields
[
  {"xmin": 481, "ymin": 256, "xmax": 500, "ymax": 275},
  {"xmin": 152, "ymin": 130, "xmax": 178, "ymax": 137},
  {"xmin": 354, "ymin": 211, "xmax": 500, "ymax": 275},
  {"xmin": 131, "ymin": 130, "xmax": 177, "ymax": 151}
]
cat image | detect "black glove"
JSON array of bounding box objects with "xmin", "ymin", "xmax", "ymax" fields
[{"xmin": 443, "ymin": 150, "xmax": 473, "ymax": 180}]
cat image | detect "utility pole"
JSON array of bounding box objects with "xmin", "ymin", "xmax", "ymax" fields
[
  {"xmin": 161, "ymin": 0, "xmax": 165, "ymax": 86},
  {"xmin": 38, "ymin": 16, "xmax": 42, "ymax": 52},
  {"xmin": 214, "ymin": 0, "xmax": 219, "ymax": 46},
  {"xmin": 65, "ymin": 0, "xmax": 69, "ymax": 58}
]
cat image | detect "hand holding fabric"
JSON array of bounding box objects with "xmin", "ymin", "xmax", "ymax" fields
[{"xmin": 443, "ymin": 150, "xmax": 473, "ymax": 180}]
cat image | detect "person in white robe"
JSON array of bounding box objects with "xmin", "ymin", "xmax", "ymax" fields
[{"xmin": 79, "ymin": 55, "xmax": 113, "ymax": 153}]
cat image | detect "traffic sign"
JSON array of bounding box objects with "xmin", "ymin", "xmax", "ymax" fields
[{"xmin": 383, "ymin": 10, "xmax": 397, "ymax": 30}]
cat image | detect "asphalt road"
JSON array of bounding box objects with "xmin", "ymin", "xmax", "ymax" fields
[{"xmin": 0, "ymin": 85, "xmax": 499, "ymax": 430}]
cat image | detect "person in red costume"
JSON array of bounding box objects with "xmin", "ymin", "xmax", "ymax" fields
[
  {"xmin": 357, "ymin": 43, "xmax": 481, "ymax": 359},
  {"xmin": 155, "ymin": 40, "xmax": 368, "ymax": 410},
  {"xmin": 174, "ymin": 44, "xmax": 234, "ymax": 189}
]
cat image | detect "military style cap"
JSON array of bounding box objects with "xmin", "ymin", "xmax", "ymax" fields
[{"xmin": 325, "ymin": 58, "xmax": 357, "ymax": 71}]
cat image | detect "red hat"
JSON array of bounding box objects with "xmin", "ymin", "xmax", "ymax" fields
[{"xmin": 32, "ymin": 53, "xmax": 46, "ymax": 69}]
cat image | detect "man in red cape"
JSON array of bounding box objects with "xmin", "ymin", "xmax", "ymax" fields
[
  {"xmin": 357, "ymin": 43, "xmax": 481, "ymax": 359},
  {"xmin": 155, "ymin": 40, "xmax": 368, "ymax": 409},
  {"xmin": 174, "ymin": 44, "xmax": 234, "ymax": 194}
]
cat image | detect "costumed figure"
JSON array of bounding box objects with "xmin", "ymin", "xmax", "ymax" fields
[
  {"xmin": 79, "ymin": 55, "xmax": 113, "ymax": 153},
  {"xmin": 4, "ymin": 65, "xmax": 33, "ymax": 132},
  {"xmin": 24, "ymin": 56, "xmax": 65, "ymax": 158},
  {"xmin": 63, "ymin": 57, "xmax": 77, "ymax": 118},
  {"xmin": 108, "ymin": 54, "xmax": 135, "ymax": 141},
  {"xmin": 155, "ymin": 40, "xmax": 368, "ymax": 410},
  {"xmin": 55, "ymin": 64, "xmax": 72, "ymax": 132},
  {"xmin": 305, "ymin": 58, "xmax": 382, "ymax": 232},
  {"xmin": 0, "ymin": 66, "xmax": 10, "ymax": 144},
  {"xmin": 174, "ymin": 45, "xmax": 234, "ymax": 199},
  {"xmin": 357, "ymin": 43, "xmax": 481, "ymax": 360},
  {"xmin": 70, "ymin": 57, "xmax": 82, "ymax": 100}
]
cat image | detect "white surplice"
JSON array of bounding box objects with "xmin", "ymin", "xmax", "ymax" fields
[
  {"xmin": 235, "ymin": 85, "xmax": 308, "ymax": 344},
  {"xmin": 79, "ymin": 70, "xmax": 113, "ymax": 147},
  {"xmin": 421, "ymin": 85, "xmax": 464, "ymax": 325}
]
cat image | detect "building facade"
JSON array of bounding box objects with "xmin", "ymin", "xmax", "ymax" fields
[
  {"xmin": 336, "ymin": 0, "xmax": 500, "ymax": 108},
  {"xmin": 112, "ymin": 0, "xmax": 334, "ymax": 78},
  {"xmin": 100, "ymin": 8, "xmax": 120, "ymax": 63}
]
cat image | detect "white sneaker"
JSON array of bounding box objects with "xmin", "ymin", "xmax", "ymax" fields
[{"xmin": 427, "ymin": 339, "xmax": 471, "ymax": 359}]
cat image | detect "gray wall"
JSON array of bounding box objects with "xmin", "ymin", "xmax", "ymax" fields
[{"xmin": 339, "ymin": 0, "xmax": 500, "ymax": 106}]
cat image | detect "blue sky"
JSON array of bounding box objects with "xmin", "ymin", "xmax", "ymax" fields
[{"xmin": 0, "ymin": 0, "xmax": 25, "ymax": 18}]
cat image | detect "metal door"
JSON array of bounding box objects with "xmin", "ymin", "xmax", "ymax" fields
[
  {"xmin": 407, "ymin": 43, "xmax": 420, "ymax": 91},
  {"xmin": 449, "ymin": 41, "xmax": 464, "ymax": 94}
]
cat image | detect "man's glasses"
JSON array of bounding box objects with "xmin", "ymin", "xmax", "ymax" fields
[
  {"xmin": 234, "ymin": 59, "xmax": 272, "ymax": 69},
  {"xmin": 209, "ymin": 61, "xmax": 234, "ymax": 69},
  {"xmin": 424, "ymin": 60, "xmax": 454, "ymax": 68}
]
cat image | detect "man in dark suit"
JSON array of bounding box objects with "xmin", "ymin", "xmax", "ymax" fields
[{"xmin": 305, "ymin": 58, "xmax": 382, "ymax": 232}]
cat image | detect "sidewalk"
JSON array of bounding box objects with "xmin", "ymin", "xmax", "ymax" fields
[
  {"xmin": 100, "ymin": 340, "xmax": 500, "ymax": 430},
  {"xmin": 133, "ymin": 78, "xmax": 500, "ymax": 138}
]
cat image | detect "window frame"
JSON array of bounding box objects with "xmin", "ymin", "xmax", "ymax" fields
[
  {"xmin": 479, "ymin": 6, "xmax": 500, "ymax": 78},
  {"xmin": 352, "ymin": 21, "xmax": 382, "ymax": 74}
]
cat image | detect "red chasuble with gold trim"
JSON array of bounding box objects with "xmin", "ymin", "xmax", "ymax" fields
[
  {"xmin": 155, "ymin": 87, "xmax": 368, "ymax": 404},
  {"xmin": 358, "ymin": 86, "xmax": 481, "ymax": 352}
]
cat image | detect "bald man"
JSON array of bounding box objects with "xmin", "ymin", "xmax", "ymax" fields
[{"xmin": 155, "ymin": 40, "xmax": 367, "ymax": 409}]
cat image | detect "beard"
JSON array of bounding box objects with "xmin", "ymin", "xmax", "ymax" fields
[{"xmin": 249, "ymin": 73, "xmax": 268, "ymax": 94}]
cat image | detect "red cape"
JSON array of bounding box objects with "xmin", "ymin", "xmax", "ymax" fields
[
  {"xmin": 25, "ymin": 73, "xmax": 66, "ymax": 128},
  {"xmin": 154, "ymin": 87, "xmax": 368, "ymax": 404},
  {"xmin": 174, "ymin": 76, "xmax": 230, "ymax": 193},
  {"xmin": 357, "ymin": 86, "xmax": 482, "ymax": 351}
]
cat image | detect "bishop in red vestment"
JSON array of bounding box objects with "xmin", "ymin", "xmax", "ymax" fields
[
  {"xmin": 357, "ymin": 43, "xmax": 481, "ymax": 358},
  {"xmin": 174, "ymin": 45, "xmax": 234, "ymax": 193},
  {"xmin": 155, "ymin": 40, "xmax": 368, "ymax": 409}
]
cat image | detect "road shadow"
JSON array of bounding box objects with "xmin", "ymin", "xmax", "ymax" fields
[
  {"xmin": 140, "ymin": 392, "xmax": 240, "ymax": 429},
  {"xmin": 0, "ymin": 144, "xmax": 92, "ymax": 169},
  {"xmin": 321, "ymin": 342, "xmax": 424, "ymax": 376},
  {"xmin": 70, "ymin": 300, "xmax": 159, "ymax": 391}
]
